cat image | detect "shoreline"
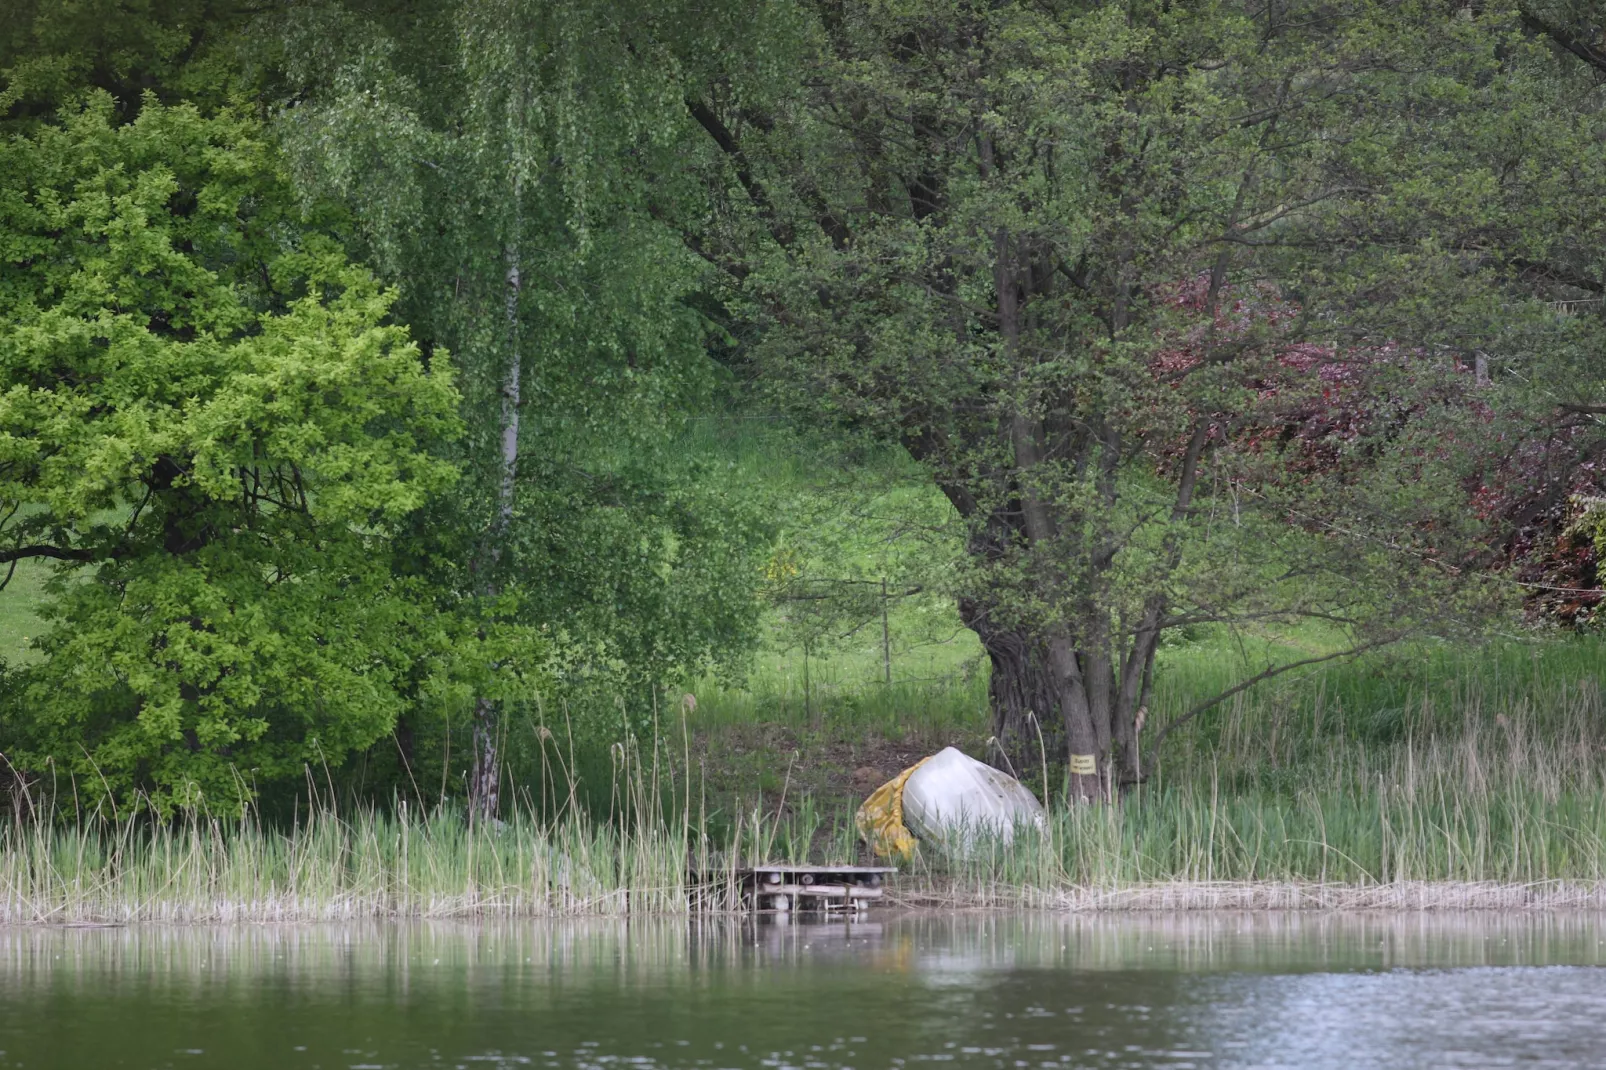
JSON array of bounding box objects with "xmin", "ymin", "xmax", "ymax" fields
[
  {"xmin": 890, "ymin": 879, "xmax": 1606, "ymax": 913},
  {"xmin": 13, "ymin": 879, "xmax": 1606, "ymax": 925}
]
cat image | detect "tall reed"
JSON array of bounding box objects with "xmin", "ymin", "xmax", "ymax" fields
[
  {"xmin": 9, "ymin": 641, "xmax": 1606, "ymax": 921},
  {"xmin": 0, "ymin": 805, "xmax": 709, "ymax": 923},
  {"xmin": 899, "ymin": 655, "xmax": 1606, "ymax": 909},
  {"xmin": 0, "ymin": 735, "xmax": 755, "ymax": 924}
]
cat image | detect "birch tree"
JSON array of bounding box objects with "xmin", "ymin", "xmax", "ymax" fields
[{"xmin": 267, "ymin": 0, "xmax": 776, "ymax": 815}]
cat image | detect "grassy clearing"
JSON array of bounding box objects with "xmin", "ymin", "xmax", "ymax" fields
[{"xmin": 678, "ymin": 415, "xmax": 980, "ymax": 723}]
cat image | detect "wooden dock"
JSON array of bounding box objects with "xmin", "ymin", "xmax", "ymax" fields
[{"xmin": 740, "ymin": 864, "xmax": 896, "ymax": 915}]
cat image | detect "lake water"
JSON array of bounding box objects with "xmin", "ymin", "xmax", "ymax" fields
[{"xmin": 4, "ymin": 912, "xmax": 1606, "ymax": 1069}]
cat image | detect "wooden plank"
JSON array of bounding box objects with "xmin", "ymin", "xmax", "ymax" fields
[
  {"xmin": 749, "ymin": 864, "xmax": 897, "ymax": 874},
  {"xmin": 762, "ymin": 885, "xmax": 882, "ymax": 899}
]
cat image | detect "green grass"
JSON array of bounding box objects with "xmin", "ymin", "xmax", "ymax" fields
[
  {"xmin": 677, "ymin": 414, "xmax": 979, "ymax": 714},
  {"xmin": 0, "ymin": 805, "xmax": 705, "ymax": 923},
  {"xmin": 7, "ymin": 637, "xmax": 1606, "ymax": 921},
  {"xmin": 909, "ymin": 681, "xmax": 1606, "ymax": 910},
  {"xmin": 0, "ymin": 559, "xmax": 46, "ymax": 666},
  {"xmin": 679, "ymin": 613, "xmax": 1606, "ymax": 910}
]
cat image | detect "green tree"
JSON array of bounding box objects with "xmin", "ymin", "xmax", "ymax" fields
[
  {"xmin": 1453, "ymin": 3, "xmax": 1606, "ymax": 591},
  {"xmin": 685, "ymin": 0, "xmax": 1524, "ymax": 793},
  {"xmin": 0, "ymin": 94, "xmax": 464, "ymax": 812},
  {"xmin": 0, "ymin": 0, "xmax": 250, "ymax": 127},
  {"xmin": 262, "ymin": 0, "xmax": 779, "ymax": 813}
]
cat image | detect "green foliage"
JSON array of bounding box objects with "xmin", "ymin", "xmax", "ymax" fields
[
  {"xmin": 676, "ymin": 417, "xmax": 965, "ymax": 670},
  {"xmin": 262, "ymin": 0, "xmax": 778, "ymax": 741},
  {"xmin": 0, "ymin": 0, "xmax": 249, "ymax": 126},
  {"xmin": 659, "ymin": 0, "xmax": 1606, "ymax": 779},
  {"xmin": 0, "ymin": 94, "xmax": 466, "ymax": 812},
  {"xmin": 3, "ymin": 0, "xmax": 1605, "ymax": 818},
  {"xmin": 11, "ymin": 635, "xmax": 1606, "ymax": 921}
]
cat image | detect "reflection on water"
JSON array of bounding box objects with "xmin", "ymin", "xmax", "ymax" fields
[{"xmin": 2, "ymin": 912, "xmax": 1604, "ymax": 1069}]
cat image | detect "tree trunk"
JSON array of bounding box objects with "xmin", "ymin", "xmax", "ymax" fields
[
  {"xmin": 469, "ymin": 696, "xmax": 500, "ymax": 819},
  {"xmin": 469, "ymin": 233, "xmax": 522, "ymax": 822},
  {"xmin": 1112, "ymin": 641, "xmax": 1154, "ymax": 789},
  {"xmin": 977, "ymin": 223, "xmax": 1111, "ymax": 802},
  {"xmin": 961, "ymin": 597, "xmax": 1064, "ymax": 775},
  {"xmin": 1048, "ymin": 637, "xmax": 1106, "ymax": 802}
]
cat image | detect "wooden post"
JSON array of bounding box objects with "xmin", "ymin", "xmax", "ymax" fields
[
  {"xmin": 881, "ymin": 576, "xmax": 891, "ymax": 685},
  {"xmin": 803, "ymin": 640, "xmax": 811, "ymax": 723}
]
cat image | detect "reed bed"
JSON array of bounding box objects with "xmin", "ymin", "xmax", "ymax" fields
[
  {"xmin": 894, "ymin": 670, "xmax": 1606, "ymax": 909},
  {"xmin": 12, "ymin": 731, "xmax": 1606, "ymax": 922},
  {"xmin": 8, "ymin": 641, "xmax": 1606, "ymax": 922},
  {"xmin": 0, "ymin": 807, "xmax": 718, "ymax": 924}
]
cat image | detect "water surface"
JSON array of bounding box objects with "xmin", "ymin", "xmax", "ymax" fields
[{"xmin": 4, "ymin": 912, "xmax": 1605, "ymax": 1069}]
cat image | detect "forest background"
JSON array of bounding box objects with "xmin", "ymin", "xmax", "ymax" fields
[{"xmin": 4, "ymin": 0, "xmax": 1606, "ymax": 893}]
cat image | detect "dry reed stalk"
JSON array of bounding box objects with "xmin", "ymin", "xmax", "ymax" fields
[{"xmin": 10, "ymin": 645, "xmax": 1606, "ymax": 922}]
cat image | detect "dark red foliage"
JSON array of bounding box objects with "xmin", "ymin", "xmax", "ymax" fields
[
  {"xmin": 1149, "ymin": 275, "xmax": 1436, "ymax": 476},
  {"xmin": 1474, "ymin": 439, "xmax": 1605, "ymax": 626},
  {"xmin": 1147, "ymin": 274, "xmax": 1606, "ymax": 624}
]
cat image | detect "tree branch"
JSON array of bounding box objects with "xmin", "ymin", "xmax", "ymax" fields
[
  {"xmin": 1520, "ymin": 6, "xmax": 1606, "ymax": 75},
  {"xmin": 647, "ymin": 200, "xmax": 749, "ymax": 281},
  {"xmin": 1146, "ymin": 633, "xmax": 1401, "ymax": 760},
  {"xmin": 687, "ymin": 99, "xmax": 852, "ymax": 251},
  {"xmin": 687, "ymin": 99, "xmax": 794, "ymax": 248},
  {"xmin": 0, "ymin": 545, "xmax": 97, "ymax": 565},
  {"xmin": 1511, "ymin": 257, "xmax": 1604, "ymax": 294}
]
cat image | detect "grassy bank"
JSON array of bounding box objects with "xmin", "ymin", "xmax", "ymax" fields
[
  {"xmin": 1, "ymin": 808, "xmax": 708, "ymax": 923},
  {"xmin": 10, "ymin": 640, "xmax": 1606, "ymax": 923},
  {"xmin": 9, "ymin": 770, "xmax": 1606, "ymax": 923}
]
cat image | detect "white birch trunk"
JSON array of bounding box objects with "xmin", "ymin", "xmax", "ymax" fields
[{"xmin": 470, "ymin": 233, "xmax": 522, "ymax": 820}]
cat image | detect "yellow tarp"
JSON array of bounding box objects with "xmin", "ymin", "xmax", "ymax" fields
[{"xmin": 855, "ymin": 756, "xmax": 932, "ymax": 861}]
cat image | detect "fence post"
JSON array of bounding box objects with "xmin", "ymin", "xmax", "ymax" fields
[
  {"xmin": 803, "ymin": 639, "xmax": 812, "ymax": 723},
  {"xmin": 881, "ymin": 576, "xmax": 892, "ymax": 685}
]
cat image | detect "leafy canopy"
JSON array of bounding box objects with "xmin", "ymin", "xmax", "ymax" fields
[
  {"xmin": 682, "ymin": 0, "xmax": 1535, "ymax": 777},
  {"xmin": 265, "ymin": 0, "xmax": 780, "ymax": 736},
  {"xmin": 0, "ymin": 94, "xmax": 463, "ymax": 811}
]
